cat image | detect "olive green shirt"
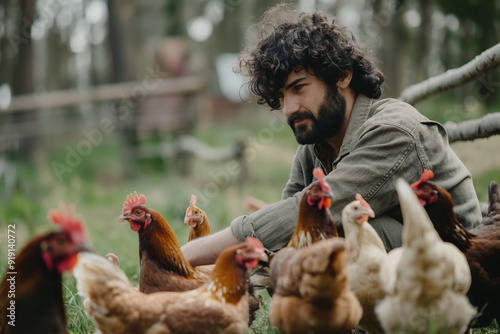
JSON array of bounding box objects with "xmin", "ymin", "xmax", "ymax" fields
[{"xmin": 231, "ymin": 94, "xmax": 482, "ymax": 251}]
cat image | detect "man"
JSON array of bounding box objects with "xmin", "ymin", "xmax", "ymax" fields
[{"xmin": 181, "ymin": 4, "xmax": 482, "ymax": 266}]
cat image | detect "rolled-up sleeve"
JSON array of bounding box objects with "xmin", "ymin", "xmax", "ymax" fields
[{"xmin": 231, "ymin": 195, "xmax": 303, "ymax": 251}]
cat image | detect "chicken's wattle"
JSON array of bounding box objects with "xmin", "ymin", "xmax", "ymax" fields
[
  {"xmin": 56, "ymin": 254, "xmax": 78, "ymax": 273},
  {"xmin": 130, "ymin": 221, "xmax": 142, "ymax": 232}
]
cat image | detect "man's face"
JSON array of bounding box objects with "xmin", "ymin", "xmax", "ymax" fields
[{"xmin": 279, "ymin": 68, "xmax": 346, "ymax": 145}]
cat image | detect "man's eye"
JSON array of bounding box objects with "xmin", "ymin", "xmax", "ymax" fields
[{"xmin": 294, "ymin": 84, "xmax": 305, "ymax": 91}]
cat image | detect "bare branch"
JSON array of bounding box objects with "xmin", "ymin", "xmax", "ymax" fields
[
  {"xmin": 399, "ymin": 42, "xmax": 500, "ymax": 105},
  {"xmin": 444, "ymin": 112, "xmax": 500, "ymax": 143}
]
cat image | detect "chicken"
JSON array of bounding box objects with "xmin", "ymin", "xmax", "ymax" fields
[
  {"xmin": 411, "ymin": 171, "xmax": 500, "ymax": 328},
  {"xmin": 287, "ymin": 167, "xmax": 338, "ymax": 248},
  {"xmin": 120, "ymin": 192, "xmax": 208, "ymax": 293},
  {"xmin": 341, "ymin": 194, "xmax": 386, "ymax": 334},
  {"xmin": 184, "ymin": 194, "xmax": 211, "ymax": 241},
  {"xmin": 0, "ymin": 203, "xmax": 89, "ymax": 334},
  {"xmin": 269, "ymin": 237, "xmax": 362, "ymax": 334},
  {"xmin": 376, "ymin": 179, "xmax": 475, "ymax": 334},
  {"xmin": 74, "ymin": 237, "xmax": 268, "ymax": 334}
]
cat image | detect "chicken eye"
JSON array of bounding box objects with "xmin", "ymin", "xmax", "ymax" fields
[
  {"xmin": 135, "ymin": 210, "xmax": 142, "ymax": 215},
  {"xmin": 245, "ymin": 248, "xmax": 251, "ymax": 253},
  {"xmin": 422, "ymin": 185, "xmax": 430, "ymax": 192},
  {"xmin": 56, "ymin": 237, "xmax": 65, "ymax": 245}
]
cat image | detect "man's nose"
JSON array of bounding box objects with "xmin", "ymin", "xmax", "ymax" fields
[{"xmin": 282, "ymin": 95, "xmax": 300, "ymax": 118}]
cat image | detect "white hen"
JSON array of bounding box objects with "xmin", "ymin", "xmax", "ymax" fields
[
  {"xmin": 341, "ymin": 194, "xmax": 386, "ymax": 334},
  {"xmin": 375, "ymin": 179, "xmax": 476, "ymax": 334}
]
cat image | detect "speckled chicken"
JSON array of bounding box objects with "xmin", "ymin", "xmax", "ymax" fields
[
  {"xmin": 269, "ymin": 237, "xmax": 362, "ymax": 334},
  {"xmin": 74, "ymin": 237, "xmax": 268, "ymax": 334},
  {"xmin": 376, "ymin": 179, "xmax": 475, "ymax": 334}
]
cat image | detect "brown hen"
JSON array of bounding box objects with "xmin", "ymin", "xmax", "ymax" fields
[
  {"xmin": 0, "ymin": 203, "xmax": 89, "ymax": 334},
  {"xmin": 120, "ymin": 192, "xmax": 207, "ymax": 293},
  {"xmin": 184, "ymin": 194, "xmax": 211, "ymax": 241}
]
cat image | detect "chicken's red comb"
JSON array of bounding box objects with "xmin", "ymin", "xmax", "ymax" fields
[
  {"xmin": 47, "ymin": 202, "xmax": 88, "ymax": 244},
  {"xmin": 312, "ymin": 167, "xmax": 330, "ymax": 192},
  {"xmin": 186, "ymin": 194, "xmax": 197, "ymax": 217},
  {"xmin": 355, "ymin": 193, "xmax": 371, "ymax": 209},
  {"xmin": 123, "ymin": 192, "xmax": 147, "ymax": 214},
  {"xmin": 245, "ymin": 237, "xmax": 264, "ymax": 253},
  {"xmin": 410, "ymin": 170, "xmax": 435, "ymax": 189}
]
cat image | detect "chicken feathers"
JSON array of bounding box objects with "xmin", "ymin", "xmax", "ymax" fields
[
  {"xmin": 342, "ymin": 194, "xmax": 386, "ymax": 334},
  {"xmin": 74, "ymin": 238, "xmax": 267, "ymax": 334},
  {"xmin": 269, "ymin": 238, "xmax": 362, "ymax": 334},
  {"xmin": 376, "ymin": 179, "xmax": 475, "ymax": 334}
]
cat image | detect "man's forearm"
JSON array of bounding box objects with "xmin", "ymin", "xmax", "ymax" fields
[{"xmin": 181, "ymin": 227, "xmax": 240, "ymax": 266}]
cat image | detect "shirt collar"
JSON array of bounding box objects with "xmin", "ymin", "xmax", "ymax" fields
[{"xmin": 336, "ymin": 94, "xmax": 373, "ymax": 159}]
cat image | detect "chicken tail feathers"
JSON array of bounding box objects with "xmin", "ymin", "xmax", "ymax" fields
[{"xmin": 74, "ymin": 252, "xmax": 132, "ymax": 298}]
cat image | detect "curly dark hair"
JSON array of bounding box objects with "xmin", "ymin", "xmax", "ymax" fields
[{"xmin": 237, "ymin": 4, "xmax": 384, "ymax": 110}]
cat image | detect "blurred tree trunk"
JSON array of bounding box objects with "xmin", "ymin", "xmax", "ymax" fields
[
  {"xmin": 0, "ymin": 0, "xmax": 13, "ymax": 86},
  {"xmin": 164, "ymin": 0, "xmax": 184, "ymax": 36},
  {"xmin": 13, "ymin": 0, "xmax": 34, "ymax": 95},
  {"xmin": 12, "ymin": 0, "xmax": 36, "ymax": 160},
  {"xmin": 46, "ymin": 29, "xmax": 62, "ymax": 91},
  {"xmin": 479, "ymin": 0, "xmax": 499, "ymax": 107},
  {"xmin": 380, "ymin": 0, "xmax": 407, "ymax": 98},
  {"xmin": 107, "ymin": 0, "xmax": 135, "ymax": 82},
  {"xmin": 414, "ymin": 0, "xmax": 431, "ymax": 83}
]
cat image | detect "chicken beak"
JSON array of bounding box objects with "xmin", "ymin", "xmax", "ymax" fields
[
  {"xmin": 119, "ymin": 213, "xmax": 129, "ymax": 222},
  {"xmin": 79, "ymin": 243, "xmax": 92, "ymax": 253},
  {"xmin": 257, "ymin": 252, "xmax": 269, "ymax": 263}
]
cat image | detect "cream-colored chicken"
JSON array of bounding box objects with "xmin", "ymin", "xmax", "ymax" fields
[
  {"xmin": 341, "ymin": 194, "xmax": 386, "ymax": 334},
  {"xmin": 74, "ymin": 238, "xmax": 267, "ymax": 334},
  {"xmin": 375, "ymin": 179, "xmax": 476, "ymax": 334}
]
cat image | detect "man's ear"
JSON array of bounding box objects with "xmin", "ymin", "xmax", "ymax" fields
[{"xmin": 337, "ymin": 69, "xmax": 353, "ymax": 90}]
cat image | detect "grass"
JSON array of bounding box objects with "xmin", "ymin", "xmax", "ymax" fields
[{"xmin": 0, "ymin": 102, "xmax": 499, "ymax": 333}]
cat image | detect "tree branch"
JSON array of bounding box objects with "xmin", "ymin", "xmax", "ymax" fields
[
  {"xmin": 398, "ymin": 42, "xmax": 500, "ymax": 105},
  {"xmin": 444, "ymin": 112, "xmax": 500, "ymax": 143}
]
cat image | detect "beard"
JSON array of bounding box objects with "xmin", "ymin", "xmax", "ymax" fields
[{"xmin": 287, "ymin": 85, "xmax": 346, "ymax": 145}]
